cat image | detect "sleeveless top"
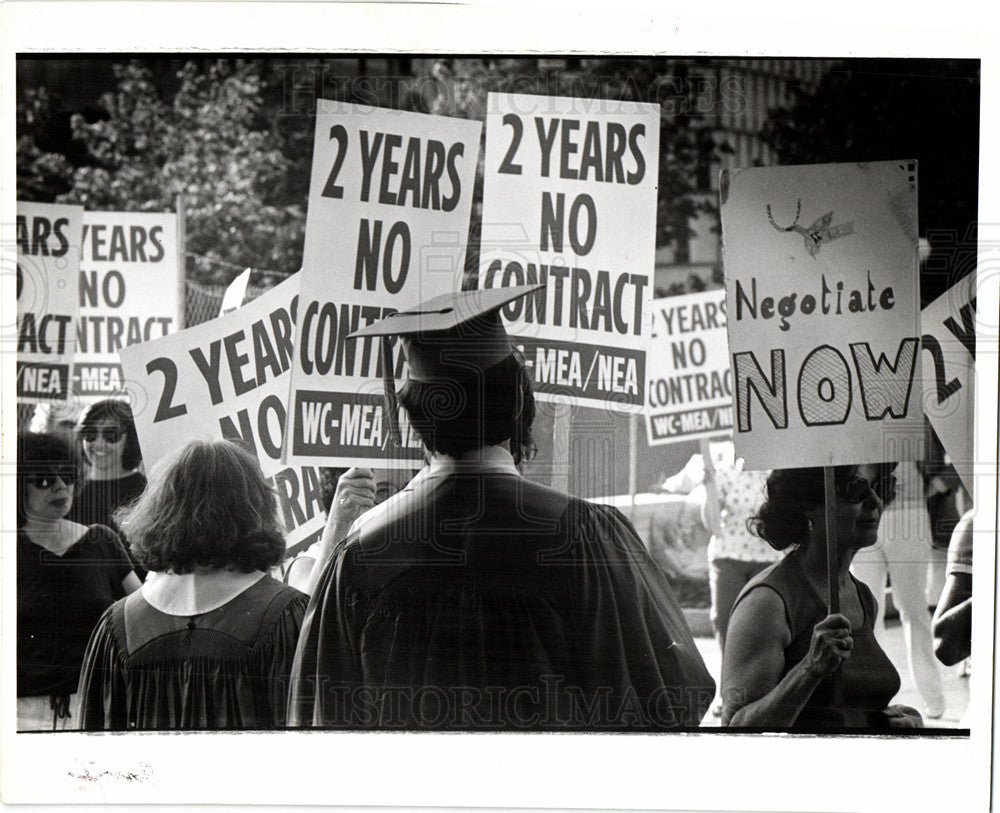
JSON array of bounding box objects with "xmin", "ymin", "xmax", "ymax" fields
[{"xmin": 732, "ymin": 554, "xmax": 901, "ymax": 730}]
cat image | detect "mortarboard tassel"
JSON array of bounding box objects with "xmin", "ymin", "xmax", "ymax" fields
[{"xmin": 381, "ymin": 335, "xmax": 402, "ymax": 448}]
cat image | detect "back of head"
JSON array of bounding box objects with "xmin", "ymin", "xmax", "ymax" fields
[
  {"xmin": 748, "ymin": 467, "xmax": 826, "ymax": 551},
  {"xmin": 397, "ymin": 353, "xmax": 535, "ymax": 463},
  {"xmin": 119, "ymin": 439, "xmax": 285, "ymax": 573},
  {"xmin": 348, "ymin": 284, "xmax": 543, "ymax": 465}
]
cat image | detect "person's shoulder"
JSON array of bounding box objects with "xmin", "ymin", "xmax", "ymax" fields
[
  {"xmin": 851, "ymin": 573, "xmax": 880, "ymax": 613},
  {"xmin": 558, "ymin": 495, "xmax": 637, "ymax": 530},
  {"xmin": 947, "ymin": 509, "xmax": 975, "ymax": 572},
  {"xmin": 79, "ymin": 522, "xmax": 125, "ymax": 549},
  {"xmin": 514, "ymin": 476, "xmax": 577, "ymax": 516},
  {"xmin": 122, "ymin": 471, "xmax": 147, "ymax": 489},
  {"xmin": 254, "ymin": 574, "xmax": 308, "ymax": 604},
  {"xmin": 733, "ymin": 558, "xmax": 791, "ymax": 613}
]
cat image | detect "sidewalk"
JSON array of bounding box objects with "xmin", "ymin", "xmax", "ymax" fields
[{"xmin": 693, "ymin": 615, "xmax": 971, "ymax": 728}]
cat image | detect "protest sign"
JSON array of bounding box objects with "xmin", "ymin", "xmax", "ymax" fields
[
  {"xmin": 120, "ymin": 273, "xmax": 325, "ymax": 549},
  {"xmin": 478, "ymin": 92, "xmax": 659, "ymax": 411},
  {"xmin": 286, "ymin": 101, "xmax": 482, "ymax": 467},
  {"xmin": 16, "ymin": 201, "xmax": 83, "ymax": 402},
  {"xmin": 720, "ymin": 161, "xmax": 924, "ymax": 469},
  {"xmin": 920, "ymin": 273, "xmax": 976, "ymax": 495},
  {"xmin": 645, "ymin": 289, "xmax": 732, "ymax": 444},
  {"xmin": 73, "ymin": 211, "xmax": 180, "ymax": 401}
]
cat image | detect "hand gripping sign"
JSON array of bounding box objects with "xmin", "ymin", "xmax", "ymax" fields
[
  {"xmin": 920, "ymin": 273, "xmax": 977, "ymax": 496},
  {"xmin": 285, "ymin": 101, "xmax": 482, "ymax": 468},
  {"xmin": 645, "ymin": 289, "xmax": 733, "ymax": 445},
  {"xmin": 720, "ymin": 161, "xmax": 925, "ymax": 470},
  {"xmin": 15, "ymin": 201, "xmax": 84, "ymax": 403},
  {"xmin": 478, "ymin": 93, "xmax": 659, "ymax": 411},
  {"xmin": 73, "ymin": 211, "xmax": 181, "ymax": 402},
  {"xmin": 120, "ymin": 273, "xmax": 326, "ymax": 550}
]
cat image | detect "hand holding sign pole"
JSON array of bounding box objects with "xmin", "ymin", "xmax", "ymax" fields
[
  {"xmin": 823, "ymin": 466, "xmax": 845, "ymax": 710},
  {"xmin": 721, "ymin": 161, "xmax": 923, "ymax": 711}
]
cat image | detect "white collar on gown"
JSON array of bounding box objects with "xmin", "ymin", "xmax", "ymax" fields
[
  {"xmin": 142, "ymin": 568, "xmax": 267, "ymax": 616},
  {"xmin": 425, "ymin": 445, "xmax": 520, "ymax": 477},
  {"xmin": 348, "ymin": 445, "xmax": 520, "ymax": 536}
]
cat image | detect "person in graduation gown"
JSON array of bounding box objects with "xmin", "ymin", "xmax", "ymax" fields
[
  {"xmin": 77, "ymin": 439, "xmax": 308, "ymax": 730},
  {"xmin": 17, "ymin": 432, "xmax": 142, "ymax": 731},
  {"xmin": 721, "ymin": 464, "xmax": 924, "ymax": 730},
  {"xmin": 288, "ymin": 284, "xmax": 715, "ymax": 731},
  {"xmin": 69, "ymin": 399, "xmax": 148, "ymax": 578}
]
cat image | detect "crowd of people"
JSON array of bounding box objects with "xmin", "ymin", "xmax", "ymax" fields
[{"xmin": 16, "ymin": 287, "xmax": 974, "ymax": 732}]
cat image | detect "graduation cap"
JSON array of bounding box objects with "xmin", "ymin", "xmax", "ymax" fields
[{"xmin": 348, "ymin": 283, "xmax": 544, "ymax": 446}]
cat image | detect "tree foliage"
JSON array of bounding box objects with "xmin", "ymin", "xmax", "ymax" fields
[
  {"xmin": 19, "ymin": 60, "xmax": 304, "ymax": 285},
  {"xmin": 16, "ymin": 87, "xmax": 76, "ymax": 202},
  {"xmin": 763, "ymin": 59, "xmax": 979, "ymax": 303},
  {"xmin": 17, "ymin": 57, "xmax": 724, "ymax": 288}
]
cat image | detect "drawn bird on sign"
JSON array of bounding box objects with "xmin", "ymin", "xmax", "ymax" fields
[{"xmin": 766, "ymin": 199, "xmax": 854, "ymax": 257}]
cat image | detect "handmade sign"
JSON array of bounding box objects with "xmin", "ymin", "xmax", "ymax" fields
[
  {"xmin": 285, "ymin": 101, "xmax": 482, "ymax": 467},
  {"xmin": 720, "ymin": 161, "xmax": 924, "ymax": 469},
  {"xmin": 645, "ymin": 289, "xmax": 732, "ymax": 445},
  {"xmin": 16, "ymin": 201, "xmax": 83, "ymax": 402},
  {"xmin": 479, "ymin": 92, "xmax": 659, "ymax": 411}
]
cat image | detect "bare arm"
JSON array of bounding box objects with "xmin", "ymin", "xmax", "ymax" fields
[
  {"xmin": 698, "ymin": 441, "xmax": 723, "ymax": 537},
  {"xmin": 722, "ymin": 588, "xmax": 852, "ymax": 728},
  {"xmin": 291, "ymin": 468, "xmax": 377, "ymax": 596},
  {"xmin": 932, "ymin": 573, "xmax": 972, "ymax": 666}
]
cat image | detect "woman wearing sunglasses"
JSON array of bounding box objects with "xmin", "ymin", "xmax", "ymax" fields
[
  {"xmin": 70, "ymin": 400, "xmax": 147, "ymax": 575},
  {"xmin": 16, "ymin": 432, "xmax": 142, "ymax": 731},
  {"xmin": 720, "ymin": 463, "xmax": 924, "ymax": 730}
]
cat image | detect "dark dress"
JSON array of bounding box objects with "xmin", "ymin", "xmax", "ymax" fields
[
  {"xmin": 68, "ymin": 472, "xmax": 147, "ymax": 530},
  {"xmin": 730, "ymin": 554, "xmax": 901, "ymax": 730},
  {"xmin": 69, "ymin": 472, "xmax": 148, "ymax": 578},
  {"xmin": 17, "ymin": 525, "xmax": 134, "ymax": 700},
  {"xmin": 288, "ymin": 471, "xmax": 715, "ymax": 730},
  {"xmin": 78, "ymin": 575, "xmax": 308, "ymax": 730}
]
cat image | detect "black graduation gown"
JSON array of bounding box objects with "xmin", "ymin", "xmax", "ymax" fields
[
  {"xmin": 78, "ymin": 575, "xmax": 307, "ymax": 730},
  {"xmin": 288, "ymin": 471, "xmax": 715, "ymax": 730}
]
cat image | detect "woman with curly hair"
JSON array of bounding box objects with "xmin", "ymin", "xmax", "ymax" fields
[
  {"xmin": 721, "ymin": 463, "xmax": 923, "ymax": 730},
  {"xmin": 78, "ymin": 440, "xmax": 307, "ymax": 730}
]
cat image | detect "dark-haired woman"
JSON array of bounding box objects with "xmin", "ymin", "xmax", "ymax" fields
[
  {"xmin": 721, "ymin": 464, "xmax": 923, "ymax": 730},
  {"xmin": 78, "ymin": 440, "xmax": 308, "ymax": 730},
  {"xmin": 70, "ymin": 399, "xmax": 147, "ymax": 577},
  {"xmin": 17, "ymin": 432, "xmax": 141, "ymax": 731}
]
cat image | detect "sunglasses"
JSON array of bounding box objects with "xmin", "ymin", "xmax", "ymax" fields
[
  {"xmin": 81, "ymin": 427, "xmax": 124, "ymax": 443},
  {"xmin": 838, "ymin": 474, "xmax": 896, "ymax": 505},
  {"xmin": 26, "ymin": 471, "xmax": 78, "ymax": 489}
]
